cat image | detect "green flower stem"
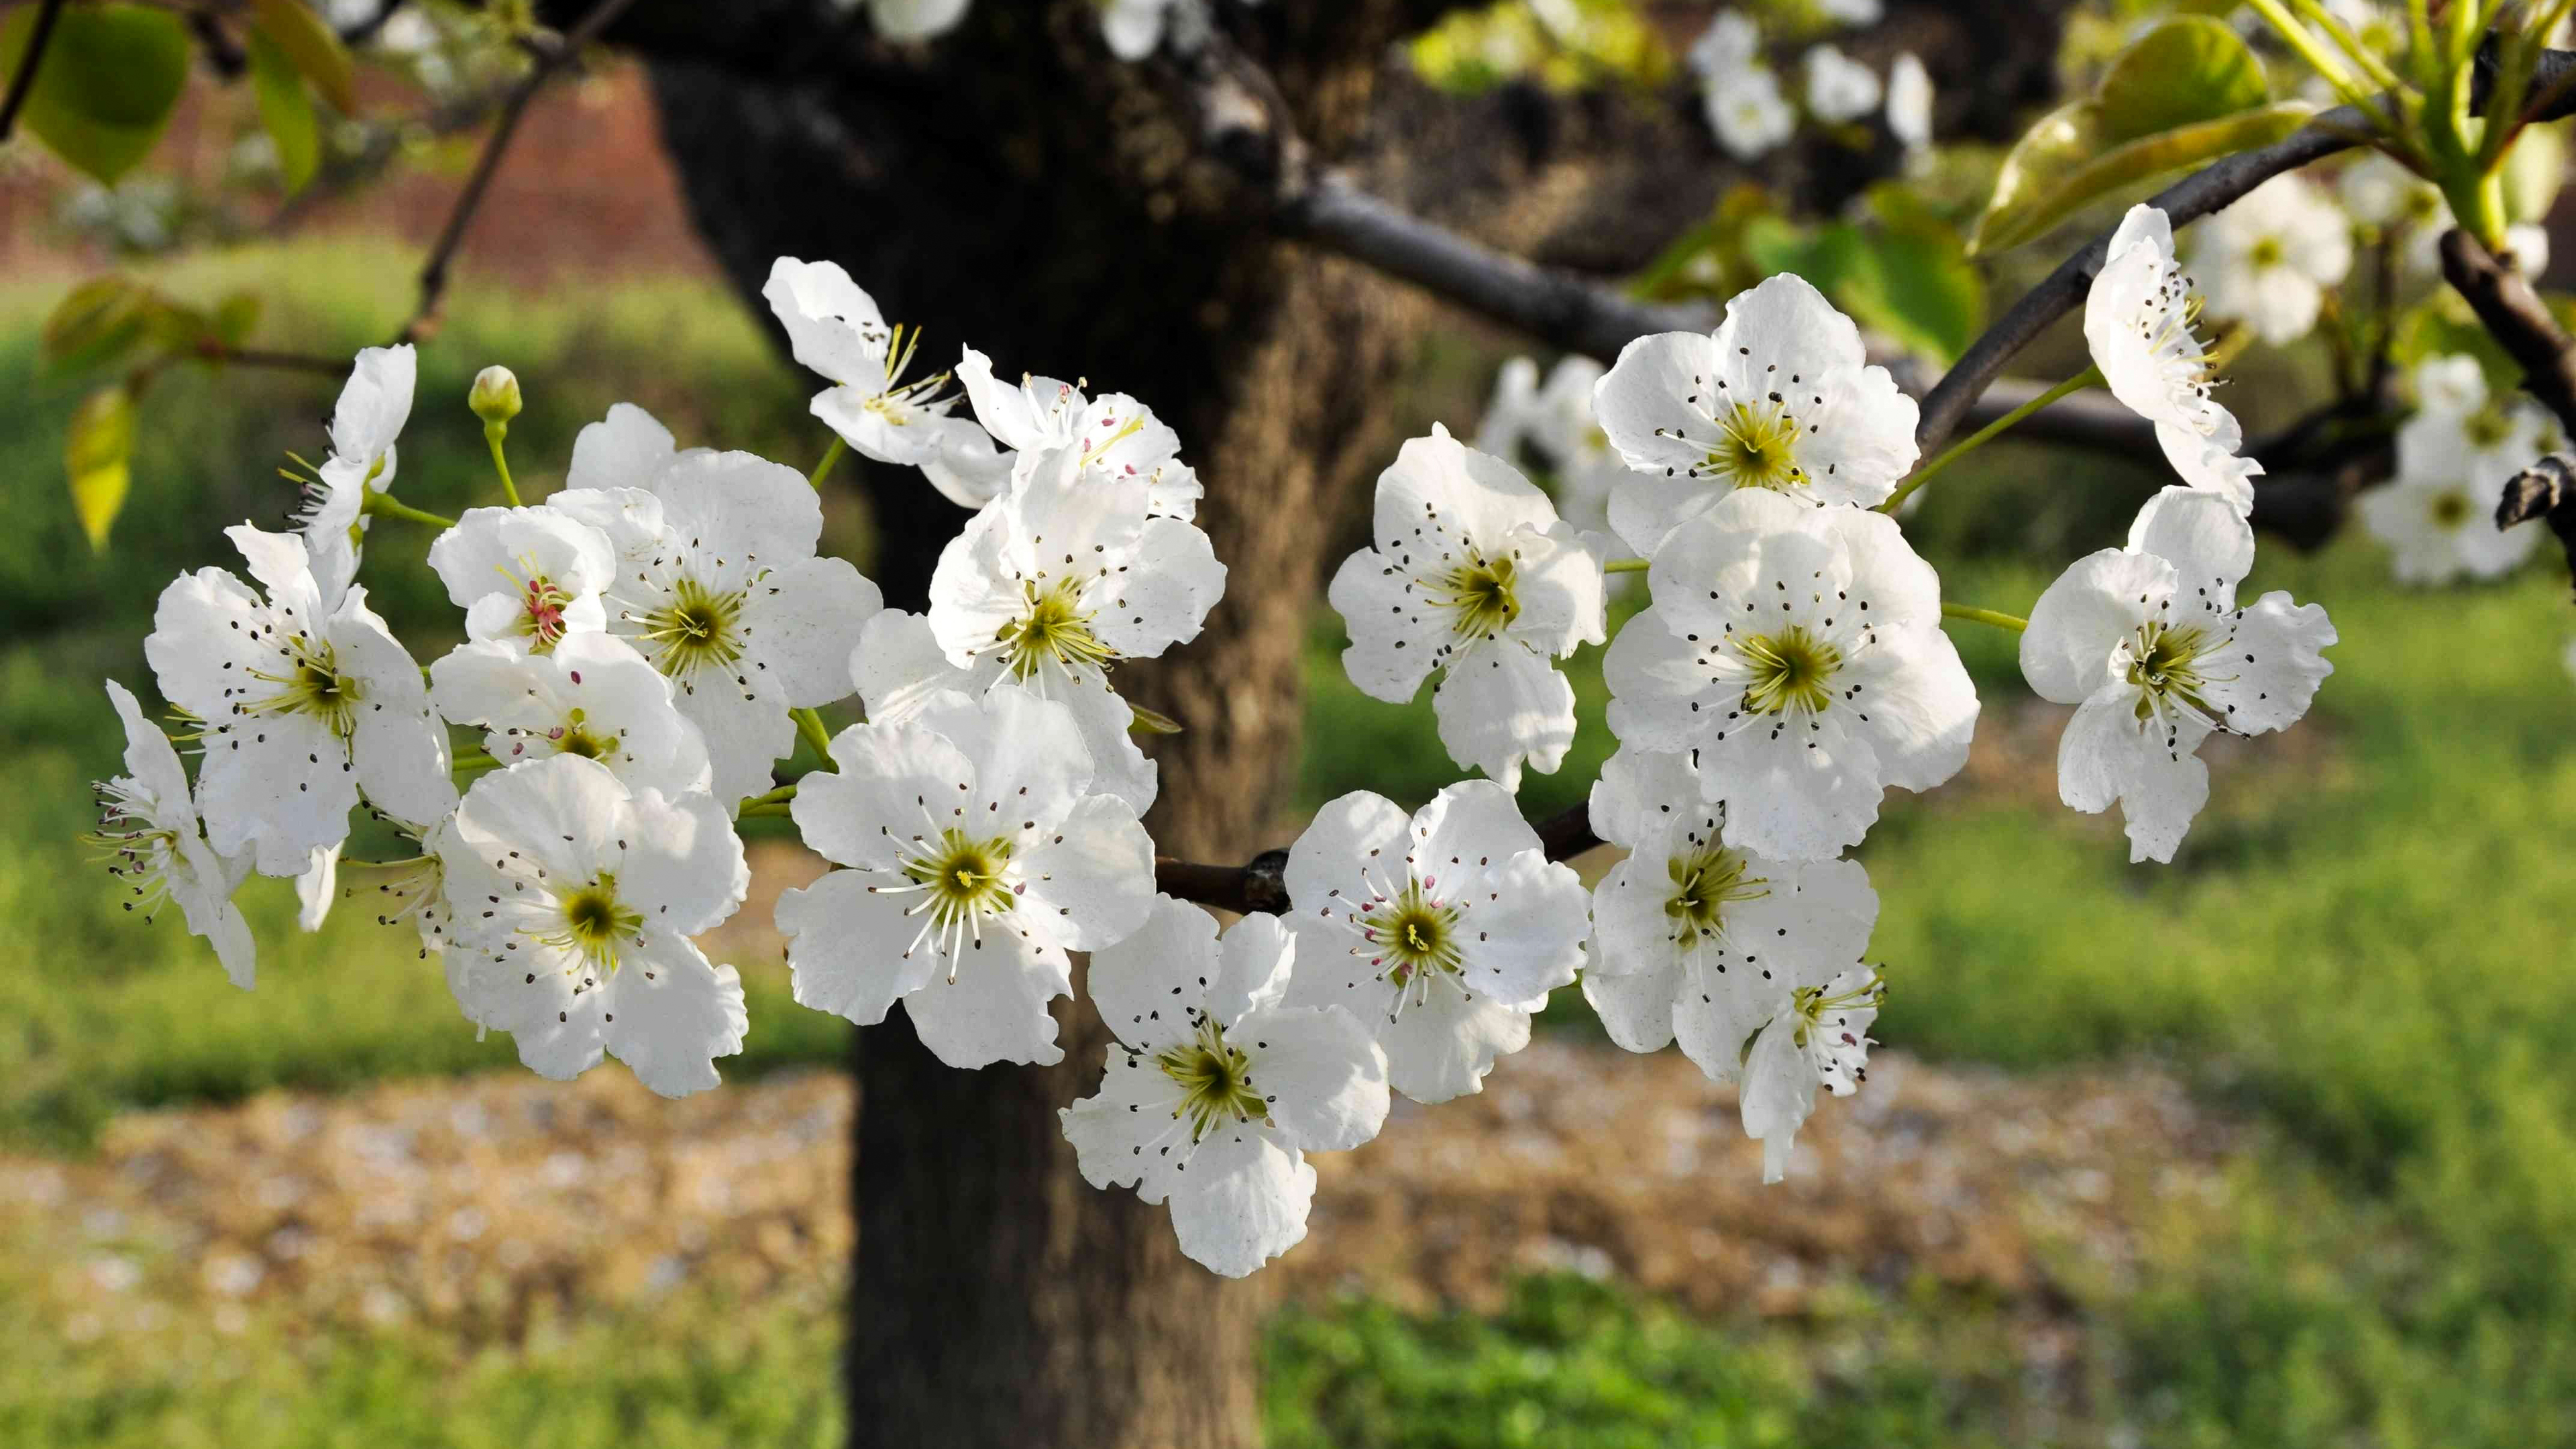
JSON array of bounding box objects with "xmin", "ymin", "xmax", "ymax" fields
[
  {"xmin": 795, "ymin": 707, "xmax": 835, "ymax": 761},
  {"xmin": 745, "ymin": 782, "xmax": 800, "ymax": 807},
  {"xmin": 365, "ymin": 494, "xmax": 459, "ymax": 529},
  {"xmin": 485, "ymin": 423, "xmax": 521, "ymax": 507},
  {"xmin": 810, "ymin": 435, "xmax": 846, "ymax": 491},
  {"xmin": 2291, "ymin": 0, "xmax": 2408, "ymax": 95},
  {"xmin": 1603, "ymin": 557, "xmax": 1651, "ymax": 575},
  {"xmin": 2245, "ymin": 0, "xmax": 2375, "ymax": 111},
  {"xmin": 1940, "ymin": 602, "xmax": 2029, "ymax": 635},
  {"xmin": 739, "ymin": 800, "xmax": 795, "ymax": 819},
  {"xmin": 1880, "ymin": 366, "xmax": 2102, "ymax": 515},
  {"xmin": 452, "ymin": 751, "xmax": 504, "ymax": 777}
]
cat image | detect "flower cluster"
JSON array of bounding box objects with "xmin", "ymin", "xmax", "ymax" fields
[
  {"xmin": 105, "ymin": 203, "xmax": 2364, "ymax": 1274},
  {"xmin": 1685, "ymin": 7, "xmax": 1930, "ymax": 162},
  {"xmin": 2361, "ymin": 356, "xmax": 2555, "ymax": 583}
]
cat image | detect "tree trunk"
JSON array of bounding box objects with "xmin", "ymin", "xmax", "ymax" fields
[{"xmin": 641, "ymin": 5, "xmax": 1432, "ymax": 1443}]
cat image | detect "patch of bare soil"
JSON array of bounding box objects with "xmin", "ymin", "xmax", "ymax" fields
[{"xmin": 0, "ymin": 1038, "xmax": 2235, "ymax": 1349}]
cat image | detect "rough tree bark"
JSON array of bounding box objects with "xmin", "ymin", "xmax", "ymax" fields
[{"xmin": 582, "ymin": 1, "xmax": 2084, "ymax": 1443}]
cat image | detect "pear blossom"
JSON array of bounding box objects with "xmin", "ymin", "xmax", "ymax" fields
[
  {"xmin": 91, "ymin": 681, "xmax": 256, "ymax": 986},
  {"xmin": 548, "ymin": 406, "xmax": 884, "ymax": 806},
  {"xmin": 1603, "ymin": 488, "xmax": 1977, "ymax": 860},
  {"xmin": 2021, "ymin": 487, "xmax": 2337, "ymax": 862},
  {"xmin": 1593, "ymin": 274, "xmax": 1920, "ymax": 553},
  {"xmin": 425, "ymin": 505, "xmax": 616, "ymax": 655},
  {"xmin": 2085, "ymin": 204, "xmax": 2263, "ymax": 511},
  {"xmin": 851, "ymin": 608, "xmax": 1159, "ymax": 813},
  {"xmin": 290, "ymin": 344, "xmax": 416, "ymax": 599},
  {"xmin": 762, "ymin": 258, "xmax": 1006, "ymax": 506},
  {"xmin": 2338, "ymin": 150, "xmax": 2438, "ymax": 229},
  {"xmin": 1818, "ymin": 0, "xmax": 1883, "ymax": 21},
  {"xmin": 438, "ymin": 755, "xmax": 750, "ymax": 1097},
  {"xmin": 1736, "ymin": 965, "xmax": 1881, "ymax": 1181},
  {"xmin": 1686, "ymin": 11, "xmax": 1758, "ymax": 80},
  {"xmin": 1479, "ymin": 356, "xmax": 1625, "ymax": 545},
  {"xmin": 1885, "ymin": 52, "xmax": 1932, "ymax": 150},
  {"xmin": 2189, "ymin": 174, "xmax": 2353, "ymax": 345},
  {"xmin": 2359, "ymin": 357, "xmax": 2553, "ymax": 583},
  {"xmin": 1474, "ymin": 356, "xmax": 1546, "ymax": 460},
  {"xmin": 146, "ymin": 525, "xmax": 452, "ymax": 876},
  {"xmin": 1061, "ymin": 901, "xmax": 1389, "ymax": 1277},
  {"xmin": 1280, "ymin": 782, "xmax": 1589, "ymax": 1103},
  {"xmin": 430, "ymin": 631, "xmax": 714, "ymax": 798},
  {"xmin": 1803, "ymin": 46, "xmax": 1880, "ymax": 123},
  {"xmin": 924, "ymin": 440, "xmax": 1223, "ymax": 784},
  {"xmin": 955, "ymin": 347, "xmax": 1201, "ymax": 519},
  {"xmin": 1704, "ymin": 63, "xmax": 1795, "ymax": 161},
  {"xmin": 1101, "ymin": 0, "xmax": 1196, "ymax": 59},
  {"xmin": 1327, "ymin": 426, "xmax": 1607, "ymax": 791},
  {"xmin": 775, "ymin": 688, "xmax": 1157, "ymax": 1069}
]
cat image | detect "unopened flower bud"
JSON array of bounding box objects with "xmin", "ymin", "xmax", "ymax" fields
[{"xmin": 469, "ymin": 366, "xmax": 522, "ymax": 425}]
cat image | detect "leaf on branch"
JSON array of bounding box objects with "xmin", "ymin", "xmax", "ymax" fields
[
  {"xmin": 1970, "ymin": 16, "xmax": 2310, "ymax": 256},
  {"xmin": 1743, "ymin": 210, "xmax": 1986, "ymax": 365},
  {"xmin": 41, "ymin": 276, "xmax": 160, "ymax": 373},
  {"xmin": 65, "ymin": 385, "xmax": 138, "ymax": 554},
  {"xmin": 247, "ymin": 28, "xmax": 323, "ymax": 195},
  {"xmin": 1128, "ymin": 703, "xmax": 1185, "ymax": 736},
  {"xmin": 0, "ymin": 3, "xmax": 191, "ymax": 185},
  {"xmin": 248, "ymin": 0, "xmax": 358, "ymax": 116}
]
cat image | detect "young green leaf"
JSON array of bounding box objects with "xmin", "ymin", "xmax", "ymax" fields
[
  {"xmin": 246, "ymin": 28, "xmax": 321, "ymax": 195},
  {"xmin": 249, "ymin": 0, "xmax": 358, "ymax": 115},
  {"xmin": 40, "ymin": 276, "xmax": 159, "ymax": 373},
  {"xmin": 64, "ymin": 385, "xmax": 138, "ymax": 553},
  {"xmin": 0, "ymin": 3, "xmax": 191, "ymax": 184}
]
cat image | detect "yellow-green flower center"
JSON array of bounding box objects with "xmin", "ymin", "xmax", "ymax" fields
[
  {"xmin": 1664, "ymin": 845, "xmax": 1769, "ymax": 941},
  {"xmin": 637, "ymin": 576, "xmax": 746, "ymax": 682},
  {"xmin": 536, "ymin": 875, "xmax": 645, "ymax": 973},
  {"xmin": 899, "ymin": 828, "xmax": 1018, "ymax": 929},
  {"xmin": 997, "ymin": 577, "xmax": 1116, "ymax": 681},
  {"xmin": 246, "ymin": 637, "xmax": 364, "ymax": 738},
  {"xmin": 2430, "ymin": 489, "xmax": 2475, "ymax": 528},
  {"xmin": 1357, "ymin": 877, "xmax": 1463, "ymax": 985},
  {"xmin": 551, "ymin": 708, "xmax": 612, "ymax": 761},
  {"xmin": 1707, "ymin": 402, "xmax": 1807, "ymax": 490},
  {"xmin": 1789, "ymin": 973, "xmax": 1885, "ymax": 1050},
  {"xmin": 1438, "ymin": 552, "xmax": 1519, "ymax": 640},
  {"xmin": 517, "ymin": 575, "xmax": 576, "ymax": 653},
  {"xmin": 2461, "ymin": 404, "xmax": 2515, "ymax": 449},
  {"xmin": 2127, "ymin": 623, "xmax": 2214, "ymax": 720},
  {"xmin": 2247, "ymin": 235, "xmax": 2287, "ymax": 269},
  {"xmin": 1155, "ymin": 1017, "xmax": 1268, "ymax": 1144},
  {"xmin": 1738, "ymin": 626, "xmax": 1843, "ymax": 716}
]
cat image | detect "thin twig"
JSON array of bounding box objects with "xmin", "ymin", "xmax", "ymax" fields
[
  {"xmin": 394, "ymin": 0, "xmax": 641, "ymax": 344},
  {"xmin": 195, "ymin": 342, "xmax": 354, "ymax": 375},
  {"xmin": 0, "ymin": 0, "xmax": 69, "ymax": 141}
]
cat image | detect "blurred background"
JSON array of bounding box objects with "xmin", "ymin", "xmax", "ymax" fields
[{"xmin": 9, "ymin": 1, "xmax": 2576, "ymax": 1446}]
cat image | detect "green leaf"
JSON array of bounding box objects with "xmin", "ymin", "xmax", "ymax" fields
[
  {"xmin": 1742, "ymin": 215, "xmax": 1986, "ymax": 364},
  {"xmin": 213, "ymin": 291, "xmax": 264, "ymax": 347},
  {"xmin": 1969, "ymin": 15, "xmax": 2307, "ymax": 256},
  {"xmin": 40, "ymin": 276, "xmax": 158, "ymax": 372},
  {"xmin": 2502, "ymin": 124, "xmax": 2565, "ymax": 226},
  {"xmin": 250, "ymin": 0, "xmax": 356, "ymax": 115},
  {"xmin": 64, "ymin": 386, "xmax": 137, "ymax": 553},
  {"xmin": 246, "ymin": 28, "xmax": 321, "ymax": 195},
  {"xmin": 1971, "ymin": 103, "xmax": 2312, "ymax": 256},
  {"xmin": 2095, "ymin": 15, "xmax": 2269, "ymax": 144},
  {"xmin": 0, "ymin": 3, "xmax": 191, "ymax": 184}
]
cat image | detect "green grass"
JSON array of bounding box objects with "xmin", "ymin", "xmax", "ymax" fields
[{"xmin": 11, "ymin": 242, "xmax": 2576, "ymax": 1444}]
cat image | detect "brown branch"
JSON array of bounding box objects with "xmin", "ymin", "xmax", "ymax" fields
[
  {"xmin": 0, "ymin": 0, "xmax": 68, "ymax": 141},
  {"xmin": 1152, "ymin": 802, "xmax": 1605, "ymax": 918},
  {"xmin": 394, "ymin": 0, "xmax": 641, "ymax": 344},
  {"xmin": 193, "ymin": 341, "xmax": 356, "ymax": 375},
  {"xmin": 2437, "ymin": 226, "xmax": 2576, "ymax": 434}
]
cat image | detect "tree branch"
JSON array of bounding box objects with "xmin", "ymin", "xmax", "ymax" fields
[
  {"xmin": 394, "ymin": 0, "xmax": 641, "ymax": 343},
  {"xmin": 2437, "ymin": 225, "xmax": 2576, "ymax": 433},
  {"xmin": 1152, "ymin": 800, "xmax": 1605, "ymax": 917},
  {"xmin": 0, "ymin": 0, "xmax": 68, "ymax": 142}
]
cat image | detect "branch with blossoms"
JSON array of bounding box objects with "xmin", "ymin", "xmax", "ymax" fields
[{"xmin": 78, "ymin": 3, "xmax": 2576, "ymax": 1283}]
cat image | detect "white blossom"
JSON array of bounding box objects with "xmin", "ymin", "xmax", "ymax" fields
[
  {"xmin": 2338, "ymin": 150, "xmax": 2436, "ymax": 228},
  {"xmin": 1101, "ymin": 0, "xmax": 1198, "ymax": 59},
  {"xmin": 146, "ymin": 525, "xmax": 452, "ymax": 876},
  {"xmin": 1803, "ymin": 46, "xmax": 1880, "ymax": 123},
  {"xmin": 1885, "ymin": 52, "xmax": 1932, "ymax": 151},
  {"xmin": 775, "ymin": 689, "xmax": 1157, "ymax": 1069},
  {"xmin": 1704, "ymin": 63, "xmax": 1795, "ymax": 161},
  {"xmin": 924, "ymin": 439, "xmax": 1223, "ymax": 790},
  {"xmin": 954, "ymin": 347, "xmax": 1201, "ymax": 520},
  {"xmin": 1593, "ymin": 273, "xmax": 1920, "ymax": 553},
  {"xmin": 91, "ymin": 680, "xmax": 256, "ymax": 986},
  {"xmin": 1686, "ymin": 11, "xmax": 1758, "ymax": 81},
  {"xmin": 1280, "ymin": 782, "xmax": 1589, "ymax": 1103},
  {"xmin": 2021, "ymin": 487, "xmax": 2337, "ymax": 862},
  {"xmin": 863, "ymin": 0, "xmax": 971, "ymax": 41},
  {"xmin": 762, "ymin": 258, "xmax": 1006, "ymax": 506},
  {"xmin": 425, "ymin": 505, "xmax": 616, "ymax": 655},
  {"xmin": 1061, "ymin": 901, "xmax": 1389, "ymax": 1277},
  {"xmin": 549, "ymin": 405, "xmax": 885, "ymax": 806},
  {"xmin": 2357, "ymin": 359, "xmax": 2551, "ymax": 583},
  {"xmin": 2190, "ymin": 174, "xmax": 2353, "ymax": 345},
  {"xmin": 1737, "ymin": 965, "xmax": 1880, "ymax": 1181},
  {"xmin": 1604, "ymin": 488, "xmax": 1976, "ymax": 860},
  {"xmin": 1479, "ymin": 356, "xmax": 1627, "ymax": 550},
  {"xmin": 438, "ymin": 755, "xmax": 750, "ymax": 1097},
  {"xmin": 2085, "ymin": 204, "xmax": 2264, "ymax": 511},
  {"xmin": 1817, "ymin": 0, "xmax": 1883, "ymax": 22},
  {"xmin": 290, "ymin": 344, "xmax": 416, "ymax": 600},
  {"xmin": 1327, "ymin": 426, "xmax": 1607, "ymax": 791},
  {"xmin": 431, "ymin": 631, "xmax": 714, "ymax": 798}
]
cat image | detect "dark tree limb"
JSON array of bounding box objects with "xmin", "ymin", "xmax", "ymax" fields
[
  {"xmin": 2437, "ymin": 225, "xmax": 2576, "ymax": 434},
  {"xmin": 0, "ymin": 0, "xmax": 68, "ymax": 141},
  {"xmin": 2498, "ymin": 453, "xmax": 2576, "ymax": 594},
  {"xmin": 1152, "ymin": 802, "xmax": 1604, "ymax": 917},
  {"xmin": 396, "ymin": 0, "xmax": 641, "ymax": 343}
]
